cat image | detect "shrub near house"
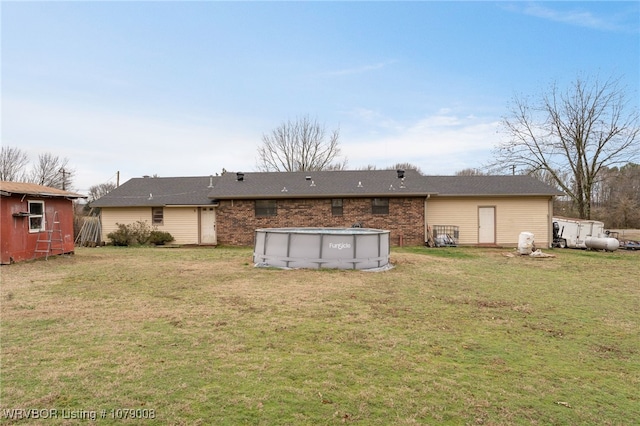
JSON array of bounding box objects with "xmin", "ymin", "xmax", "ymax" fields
[{"xmin": 107, "ymin": 221, "xmax": 174, "ymax": 246}]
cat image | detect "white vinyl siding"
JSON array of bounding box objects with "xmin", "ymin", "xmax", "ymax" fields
[
  {"xmin": 101, "ymin": 208, "xmax": 151, "ymax": 241},
  {"xmin": 100, "ymin": 207, "xmax": 200, "ymax": 245},
  {"xmin": 163, "ymin": 207, "xmax": 199, "ymax": 244},
  {"xmin": 426, "ymin": 197, "xmax": 552, "ymax": 247}
]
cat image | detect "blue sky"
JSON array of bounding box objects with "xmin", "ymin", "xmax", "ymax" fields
[{"xmin": 2, "ymin": 1, "xmax": 638, "ymax": 194}]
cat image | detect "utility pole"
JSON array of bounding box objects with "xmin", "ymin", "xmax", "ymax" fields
[{"xmin": 60, "ymin": 168, "xmax": 68, "ymax": 190}]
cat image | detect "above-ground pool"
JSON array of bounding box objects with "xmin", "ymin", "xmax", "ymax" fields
[{"xmin": 253, "ymin": 227, "xmax": 390, "ymax": 270}]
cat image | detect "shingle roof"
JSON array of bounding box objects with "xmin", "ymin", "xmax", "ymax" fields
[
  {"xmin": 425, "ymin": 175, "xmax": 564, "ymax": 196},
  {"xmin": 207, "ymin": 169, "xmax": 430, "ymax": 199},
  {"xmin": 90, "ymin": 172, "xmax": 563, "ymax": 207},
  {"xmin": 0, "ymin": 181, "xmax": 86, "ymax": 199},
  {"xmin": 90, "ymin": 176, "xmax": 218, "ymax": 207}
]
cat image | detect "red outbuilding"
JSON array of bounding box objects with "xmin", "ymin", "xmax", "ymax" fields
[{"xmin": 1, "ymin": 181, "xmax": 86, "ymax": 264}]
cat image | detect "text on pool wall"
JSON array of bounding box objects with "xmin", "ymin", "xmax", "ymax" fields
[{"xmin": 328, "ymin": 242, "xmax": 351, "ymax": 250}]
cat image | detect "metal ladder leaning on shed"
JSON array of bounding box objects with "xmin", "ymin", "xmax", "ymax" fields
[{"xmin": 33, "ymin": 211, "xmax": 64, "ymax": 260}]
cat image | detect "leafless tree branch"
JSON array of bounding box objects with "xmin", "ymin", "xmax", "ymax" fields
[
  {"xmin": 27, "ymin": 152, "xmax": 74, "ymax": 190},
  {"xmin": 494, "ymin": 74, "xmax": 639, "ymax": 219},
  {"xmin": 0, "ymin": 146, "xmax": 29, "ymax": 181},
  {"xmin": 256, "ymin": 115, "xmax": 347, "ymax": 172}
]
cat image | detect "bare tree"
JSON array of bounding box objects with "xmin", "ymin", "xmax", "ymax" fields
[
  {"xmin": 87, "ymin": 182, "xmax": 116, "ymax": 203},
  {"xmin": 28, "ymin": 152, "xmax": 74, "ymax": 190},
  {"xmin": 256, "ymin": 115, "xmax": 346, "ymax": 172},
  {"xmin": 455, "ymin": 168, "xmax": 486, "ymax": 176},
  {"xmin": 388, "ymin": 162, "xmax": 423, "ymax": 174},
  {"xmin": 0, "ymin": 146, "xmax": 29, "ymax": 181},
  {"xmin": 357, "ymin": 163, "xmax": 423, "ymax": 173},
  {"xmin": 495, "ymin": 74, "xmax": 640, "ymax": 219},
  {"xmin": 593, "ymin": 163, "xmax": 640, "ymax": 228},
  {"xmin": 358, "ymin": 164, "xmax": 379, "ymax": 170}
]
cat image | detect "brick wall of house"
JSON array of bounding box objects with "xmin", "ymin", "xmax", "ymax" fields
[{"xmin": 215, "ymin": 197, "xmax": 425, "ymax": 246}]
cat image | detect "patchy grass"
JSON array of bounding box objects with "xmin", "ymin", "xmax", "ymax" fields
[{"xmin": 1, "ymin": 246, "xmax": 638, "ymax": 425}]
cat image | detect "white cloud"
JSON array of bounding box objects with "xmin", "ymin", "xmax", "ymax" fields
[
  {"xmin": 3, "ymin": 97, "xmax": 262, "ymax": 193},
  {"xmin": 4, "ymin": 98, "xmax": 502, "ymax": 193},
  {"xmin": 324, "ymin": 60, "xmax": 396, "ymax": 77},
  {"xmin": 342, "ymin": 108, "xmax": 404, "ymax": 134},
  {"xmin": 343, "ymin": 110, "xmax": 500, "ymax": 174},
  {"xmin": 515, "ymin": 3, "xmax": 637, "ymax": 33}
]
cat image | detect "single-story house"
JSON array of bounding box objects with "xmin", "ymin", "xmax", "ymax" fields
[
  {"xmin": 1, "ymin": 181, "xmax": 86, "ymax": 264},
  {"xmin": 91, "ymin": 170, "xmax": 563, "ymax": 248},
  {"xmin": 90, "ymin": 175, "xmax": 219, "ymax": 245}
]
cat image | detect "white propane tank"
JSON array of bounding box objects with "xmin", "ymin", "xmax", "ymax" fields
[
  {"xmin": 585, "ymin": 236, "xmax": 619, "ymax": 252},
  {"xmin": 518, "ymin": 232, "xmax": 535, "ymax": 255}
]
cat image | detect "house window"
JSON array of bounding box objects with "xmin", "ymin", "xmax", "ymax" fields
[
  {"xmin": 331, "ymin": 199, "xmax": 343, "ymax": 216},
  {"xmin": 372, "ymin": 198, "xmax": 389, "ymax": 215},
  {"xmin": 28, "ymin": 200, "xmax": 45, "ymax": 232},
  {"xmin": 152, "ymin": 207, "xmax": 164, "ymax": 225},
  {"xmin": 255, "ymin": 200, "xmax": 277, "ymax": 217}
]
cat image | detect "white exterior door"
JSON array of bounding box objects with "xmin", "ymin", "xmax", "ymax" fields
[
  {"xmin": 478, "ymin": 206, "xmax": 495, "ymax": 244},
  {"xmin": 200, "ymin": 207, "xmax": 217, "ymax": 245}
]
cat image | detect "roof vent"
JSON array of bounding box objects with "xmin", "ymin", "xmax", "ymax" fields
[
  {"xmin": 357, "ymin": 181, "xmax": 363, "ymax": 188},
  {"xmin": 236, "ymin": 172, "xmax": 244, "ymax": 182},
  {"xmin": 397, "ymin": 169, "xmax": 405, "ymax": 179},
  {"xmin": 310, "ymin": 180, "xmax": 316, "ymax": 187},
  {"xmin": 281, "ymin": 186, "xmax": 288, "ymax": 192},
  {"xmin": 305, "ymin": 176, "xmax": 312, "ymax": 181},
  {"xmin": 208, "ymin": 175, "xmax": 214, "ymax": 188}
]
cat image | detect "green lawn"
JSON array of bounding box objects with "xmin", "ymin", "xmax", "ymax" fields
[{"xmin": 1, "ymin": 246, "xmax": 638, "ymax": 425}]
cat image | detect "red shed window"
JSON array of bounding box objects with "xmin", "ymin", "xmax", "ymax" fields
[{"xmin": 28, "ymin": 201, "xmax": 45, "ymax": 232}]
